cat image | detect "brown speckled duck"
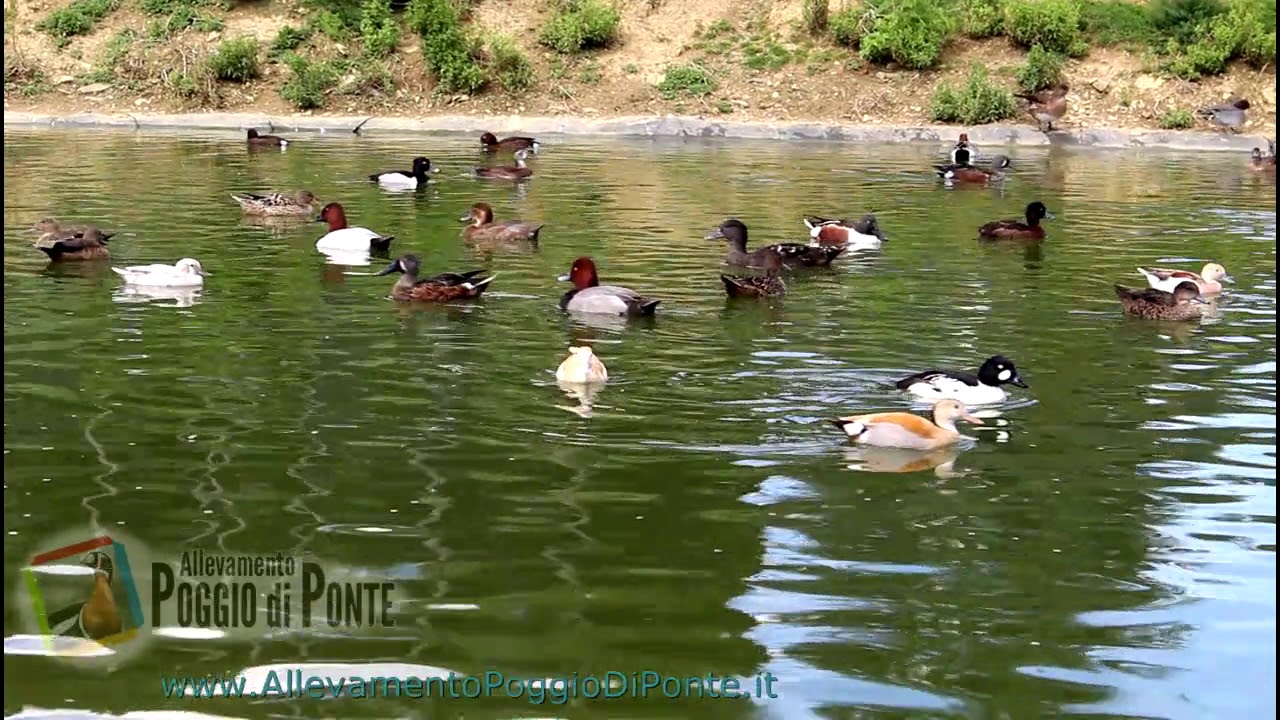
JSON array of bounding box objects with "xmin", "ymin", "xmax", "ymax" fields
[
  {"xmin": 35, "ymin": 225, "xmax": 115, "ymax": 261},
  {"xmin": 459, "ymin": 203, "xmax": 544, "ymax": 244},
  {"xmin": 1115, "ymin": 281, "xmax": 1206, "ymax": 321},
  {"xmin": 376, "ymin": 254, "xmax": 496, "ymax": 303},
  {"xmin": 721, "ymin": 251, "xmax": 786, "ymax": 298},
  {"xmin": 231, "ymin": 190, "xmax": 318, "ymax": 217},
  {"xmin": 706, "ymin": 218, "xmax": 845, "ymax": 269}
]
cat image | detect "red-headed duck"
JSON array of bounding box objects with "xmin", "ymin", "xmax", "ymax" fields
[
  {"xmin": 951, "ymin": 132, "xmax": 977, "ymax": 164},
  {"xmin": 315, "ymin": 203, "xmax": 394, "ymax": 253},
  {"xmin": 480, "ymin": 132, "xmax": 540, "ymax": 153},
  {"xmin": 1198, "ymin": 98, "xmax": 1250, "ymax": 132},
  {"xmin": 558, "ymin": 256, "xmax": 661, "ymax": 317},
  {"xmin": 459, "ymin": 203, "xmax": 544, "ymax": 244}
]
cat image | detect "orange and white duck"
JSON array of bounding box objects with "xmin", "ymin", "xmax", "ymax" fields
[
  {"xmin": 827, "ymin": 399, "xmax": 983, "ymax": 450},
  {"xmin": 1137, "ymin": 263, "xmax": 1233, "ymax": 295}
]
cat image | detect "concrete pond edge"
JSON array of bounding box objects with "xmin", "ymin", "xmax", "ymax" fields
[{"xmin": 3, "ymin": 110, "xmax": 1273, "ymax": 153}]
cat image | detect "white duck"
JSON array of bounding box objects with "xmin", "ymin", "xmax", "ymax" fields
[
  {"xmin": 315, "ymin": 202, "xmax": 394, "ymax": 253},
  {"xmin": 556, "ymin": 346, "xmax": 608, "ymax": 384},
  {"xmin": 112, "ymin": 258, "xmax": 206, "ymax": 287}
]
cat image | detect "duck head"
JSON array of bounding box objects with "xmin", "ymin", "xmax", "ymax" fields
[
  {"xmin": 295, "ymin": 190, "xmax": 318, "ymax": 205},
  {"xmin": 460, "ymin": 202, "xmax": 495, "ymax": 225},
  {"xmin": 706, "ymin": 218, "xmax": 748, "ymax": 246},
  {"xmin": 1025, "ymin": 201, "xmax": 1054, "ymax": 223},
  {"xmin": 176, "ymin": 258, "xmax": 207, "ymax": 277},
  {"xmin": 247, "ymin": 129, "xmax": 261, "ymax": 139},
  {"xmin": 932, "ymin": 399, "xmax": 984, "ymax": 431},
  {"xmin": 978, "ymin": 355, "xmax": 1028, "ymax": 388},
  {"xmin": 480, "ymin": 132, "xmax": 498, "ymax": 147},
  {"xmin": 316, "ymin": 202, "xmax": 349, "ymax": 231},
  {"xmin": 377, "ymin": 254, "xmax": 421, "ymax": 277},
  {"xmin": 858, "ymin": 214, "xmax": 887, "ymax": 241},
  {"xmin": 412, "ymin": 156, "xmax": 439, "ymax": 178},
  {"xmin": 1201, "ymin": 262, "xmax": 1234, "ymax": 285},
  {"xmin": 1230, "ymin": 98, "xmax": 1251, "ymax": 110},
  {"xmin": 31, "ymin": 217, "xmax": 61, "ymax": 233},
  {"xmin": 557, "ymin": 256, "xmax": 601, "ymax": 289},
  {"xmin": 1173, "ymin": 280, "xmax": 1208, "ymax": 304}
]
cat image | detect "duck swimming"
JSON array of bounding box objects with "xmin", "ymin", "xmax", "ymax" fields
[
  {"xmin": 112, "ymin": 258, "xmax": 206, "ymax": 288},
  {"xmin": 459, "ymin": 202, "xmax": 544, "ymax": 243},
  {"xmin": 895, "ymin": 355, "xmax": 1028, "ymax": 405},
  {"xmin": 707, "ymin": 218, "xmax": 846, "ymax": 269},
  {"xmin": 376, "ymin": 254, "xmax": 496, "ymax": 303},
  {"xmin": 231, "ymin": 190, "xmax": 317, "ymax": 217},
  {"xmin": 558, "ymin": 256, "xmax": 661, "ymax": 317},
  {"xmin": 1115, "ymin": 281, "xmax": 1206, "ymax": 321},
  {"xmin": 951, "ymin": 132, "xmax": 978, "ymax": 165},
  {"xmin": 246, "ymin": 128, "xmax": 289, "ymax": 149},
  {"xmin": 802, "ymin": 214, "xmax": 887, "ymax": 250},
  {"xmin": 369, "ymin": 157, "xmax": 438, "ymax": 189},
  {"xmin": 1137, "ymin": 263, "xmax": 1233, "ymax": 295},
  {"xmin": 978, "ymin": 201, "xmax": 1054, "ymax": 240},
  {"xmin": 315, "ymin": 203, "xmax": 394, "ymax": 253},
  {"xmin": 1251, "ymin": 147, "xmax": 1276, "ymax": 173},
  {"xmin": 556, "ymin": 345, "xmax": 608, "ymax": 384},
  {"xmin": 480, "ymin": 132, "xmax": 540, "ymax": 154},
  {"xmin": 828, "ymin": 399, "xmax": 984, "ymax": 450},
  {"xmin": 935, "ymin": 155, "xmax": 1012, "ymax": 184},
  {"xmin": 721, "ymin": 251, "xmax": 786, "ymax": 298},
  {"xmin": 35, "ymin": 226, "xmax": 114, "ymax": 261},
  {"xmin": 474, "ymin": 149, "xmax": 534, "ymax": 180}
]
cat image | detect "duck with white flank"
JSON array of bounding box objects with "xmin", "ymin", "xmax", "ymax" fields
[
  {"xmin": 828, "ymin": 399, "xmax": 984, "ymax": 450},
  {"xmin": 314, "ymin": 203, "xmax": 394, "ymax": 253},
  {"xmin": 558, "ymin": 257, "xmax": 661, "ymax": 317},
  {"xmin": 369, "ymin": 157, "xmax": 439, "ymax": 190},
  {"xmin": 895, "ymin": 355, "xmax": 1029, "ymax": 405},
  {"xmin": 802, "ymin": 214, "xmax": 887, "ymax": 250}
]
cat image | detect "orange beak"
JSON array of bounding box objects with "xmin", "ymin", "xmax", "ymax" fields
[{"xmin": 962, "ymin": 414, "xmax": 985, "ymax": 425}]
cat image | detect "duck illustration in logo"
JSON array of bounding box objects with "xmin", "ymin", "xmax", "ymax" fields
[{"xmin": 46, "ymin": 551, "xmax": 122, "ymax": 640}]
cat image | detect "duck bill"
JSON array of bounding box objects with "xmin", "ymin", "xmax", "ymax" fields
[
  {"xmin": 962, "ymin": 414, "xmax": 985, "ymax": 425},
  {"xmin": 1044, "ymin": 211, "xmax": 1057, "ymax": 220},
  {"xmin": 705, "ymin": 227, "xmax": 726, "ymax": 241},
  {"xmin": 1221, "ymin": 275, "xmax": 1236, "ymax": 285},
  {"xmin": 1192, "ymin": 295, "xmax": 1210, "ymax": 305},
  {"xmin": 556, "ymin": 273, "xmax": 571, "ymax": 282},
  {"xmin": 1011, "ymin": 375, "xmax": 1029, "ymax": 389},
  {"xmin": 375, "ymin": 261, "xmax": 401, "ymax": 277},
  {"xmin": 458, "ymin": 214, "xmax": 473, "ymax": 222}
]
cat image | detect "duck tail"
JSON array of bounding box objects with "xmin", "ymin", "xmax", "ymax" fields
[
  {"xmin": 1114, "ymin": 284, "xmax": 1133, "ymax": 300},
  {"xmin": 371, "ymin": 236, "xmax": 395, "ymax": 252},
  {"xmin": 99, "ymin": 232, "xmax": 117, "ymax": 243},
  {"xmin": 111, "ymin": 267, "xmax": 129, "ymax": 278},
  {"xmin": 826, "ymin": 418, "xmax": 864, "ymax": 437},
  {"xmin": 37, "ymin": 246, "xmax": 61, "ymax": 259},
  {"xmin": 367, "ymin": 173, "xmax": 382, "ymax": 182},
  {"xmin": 468, "ymin": 274, "xmax": 498, "ymax": 293},
  {"xmin": 639, "ymin": 298, "xmax": 661, "ymax": 316}
]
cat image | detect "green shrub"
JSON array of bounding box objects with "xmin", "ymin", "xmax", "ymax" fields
[
  {"xmin": 828, "ymin": 6, "xmax": 866, "ymax": 46},
  {"xmin": 37, "ymin": 0, "xmax": 119, "ymax": 45},
  {"xmin": 1159, "ymin": 107, "xmax": 1195, "ymax": 128},
  {"xmin": 1004, "ymin": 0, "xmax": 1085, "ymax": 55},
  {"xmin": 206, "ymin": 36, "xmax": 260, "ymax": 82},
  {"xmin": 1016, "ymin": 44, "xmax": 1064, "ymax": 93},
  {"xmin": 487, "ymin": 34, "xmax": 534, "ymax": 91},
  {"xmin": 803, "ymin": 0, "xmax": 829, "ymax": 34},
  {"xmin": 1165, "ymin": 36, "xmax": 1232, "ymax": 76},
  {"xmin": 657, "ymin": 63, "xmax": 715, "ymax": 99},
  {"xmin": 406, "ymin": 0, "xmax": 485, "ymax": 93},
  {"xmin": 539, "ymin": 0, "xmax": 620, "ymax": 54},
  {"xmin": 310, "ymin": 9, "xmax": 350, "ymax": 39},
  {"xmin": 280, "ymin": 53, "xmax": 339, "ymax": 109},
  {"xmin": 359, "ymin": 0, "xmax": 399, "ymax": 58},
  {"xmin": 1149, "ymin": 0, "xmax": 1224, "ymax": 45},
  {"xmin": 959, "ymin": 0, "xmax": 1004, "ymax": 38},
  {"xmin": 1164, "ymin": 0, "xmax": 1275, "ymax": 77},
  {"xmin": 341, "ymin": 61, "xmax": 394, "ymax": 95},
  {"xmin": 269, "ymin": 25, "xmax": 312, "ymax": 59},
  {"xmin": 859, "ymin": 0, "xmax": 955, "ymax": 70},
  {"xmin": 1080, "ymin": 0, "xmax": 1155, "ymax": 47},
  {"xmin": 929, "ymin": 65, "xmax": 1018, "ymax": 125},
  {"xmin": 744, "ymin": 42, "xmax": 792, "ymax": 70}
]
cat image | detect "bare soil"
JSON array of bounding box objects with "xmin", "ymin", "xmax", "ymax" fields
[{"xmin": 4, "ymin": 0, "xmax": 1276, "ymax": 136}]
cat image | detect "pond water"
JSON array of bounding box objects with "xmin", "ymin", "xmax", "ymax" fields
[{"xmin": 2, "ymin": 127, "xmax": 1276, "ymax": 720}]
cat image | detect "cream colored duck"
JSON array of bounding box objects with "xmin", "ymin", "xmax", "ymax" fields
[
  {"xmin": 112, "ymin": 258, "xmax": 206, "ymax": 288},
  {"xmin": 1137, "ymin": 263, "xmax": 1233, "ymax": 295},
  {"xmin": 555, "ymin": 346, "xmax": 608, "ymax": 384},
  {"xmin": 828, "ymin": 399, "xmax": 983, "ymax": 450}
]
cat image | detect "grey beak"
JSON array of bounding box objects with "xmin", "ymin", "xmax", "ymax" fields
[
  {"xmin": 376, "ymin": 261, "xmax": 400, "ymax": 277},
  {"xmin": 1044, "ymin": 211, "xmax": 1057, "ymax": 220},
  {"xmin": 1222, "ymin": 275, "xmax": 1236, "ymax": 285},
  {"xmin": 1192, "ymin": 296, "xmax": 1209, "ymax": 305},
  {"xmin": 432, "ymin": 167, "xmax": 441, "ymax": 173},
  {"xmin": 556, "ymin": 273, "xmax": 571, "ymax": 282},
  {"xmin": 1011, "ymin": 376, "xmax": 1029, "ymax": 389},
  {"xmin": 458, "ymin": 214, "xmax": 473, "ymax": 222},
  {"xmin": 705, "ymin": 228, "xmax": 726, "ymax": 240}
]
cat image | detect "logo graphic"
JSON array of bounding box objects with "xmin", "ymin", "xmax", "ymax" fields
[{"xmin": 23, "ymin": 534, "xmax": 145, "ymax": 651}]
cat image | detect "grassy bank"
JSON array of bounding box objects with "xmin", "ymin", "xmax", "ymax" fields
[{"xmin": 3, "ymin": 0, "xmax": 1276, "ymax": 134}]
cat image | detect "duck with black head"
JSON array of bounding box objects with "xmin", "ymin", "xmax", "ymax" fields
[
  {"xmin": 895, "ymin": 355, "xmax": 1029, "ymax": 405},
  {"xmin": 978, "ymin": 201, "xmax": 1054, "ymax": 241},
  {"xmin": 721, "ymin": 251, "xmax": 786, "ymax": 298},
  {"xmin": 315, "ymin": 203, "xmax": 394, "ymax": 253},
  {"xmin": 706, "ymin": 218, "xmax": 846, "ymax": 269},
  {"xmin": 376, "ymin": 254, "xmax": 496, "ymax": 303},
  {"xmin": 1115, "ymin": 280, "xmax": 1207, "ymax": 321},
  {"xmin": 246, "ymin": 128, "xmax": 289, "ymax": 150},
  {"xmin": 558, "ymin": 257, "xmax": 661, "ymax": 316},
  {"xmin": 480, "ymin": 132, "xmax": 540, "ymax": 154},
  {"xmin": 369, "ymin": 157, "xmax": 439, "ymax": 190},
  {"xmin": 459, "ymin": 202, "xmax": 544, "ymax": 243},
  {"xmin": 45, "ymin": 551, "xmax": 122, "ymax": 640},
  {"xmin": 474, "ymin": 149, "xmax": 534, "ymax": 179}
]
